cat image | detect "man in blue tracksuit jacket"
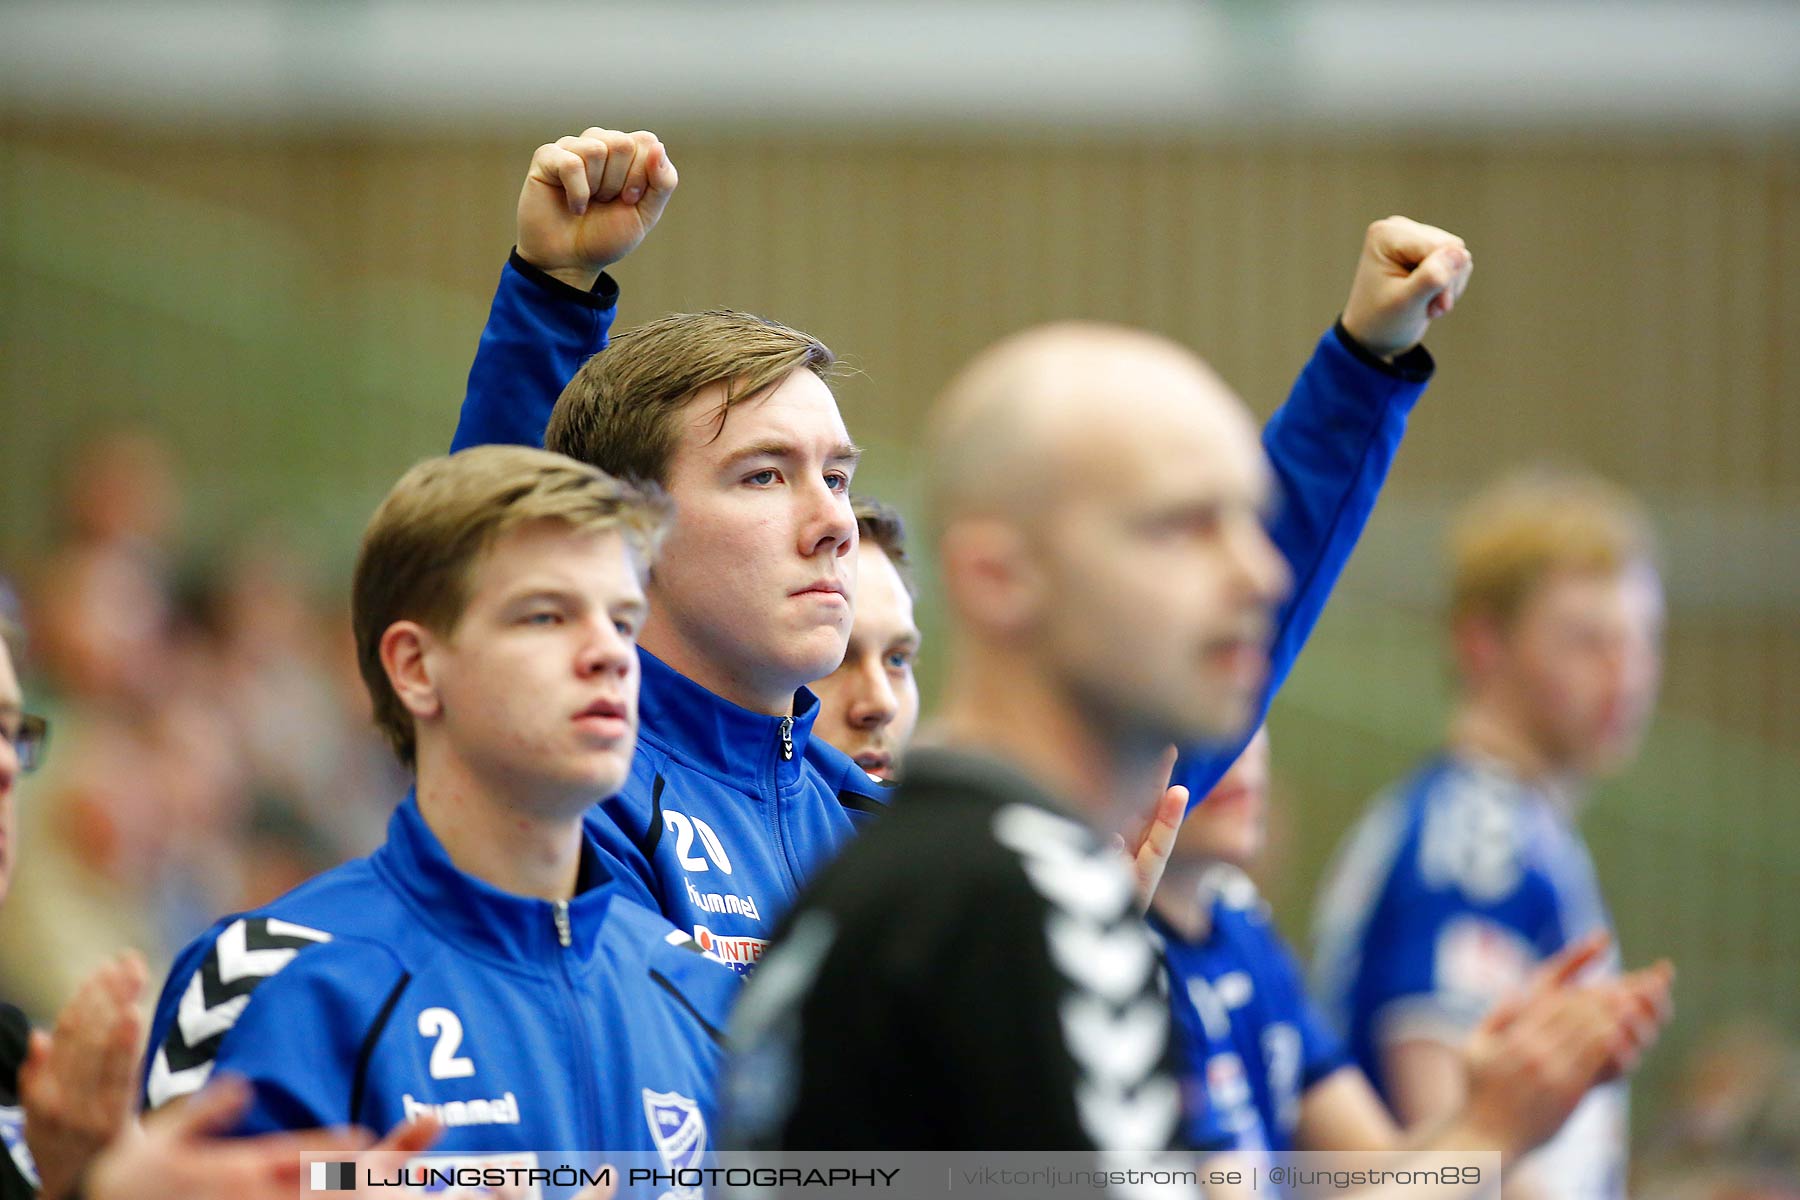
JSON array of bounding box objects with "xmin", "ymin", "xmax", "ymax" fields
[
  {"xmin": 1150, "ymin": 731, "xmax": 1352, "ymax": 1162},
  {"xmin": 450, "ymin": 130, "xmax": 1465, "ymax": 969},
  {"xmin": 1154, "ymin": 729, "xmax": 1671, "ymax": 1192},
  {"xmin": 1309, "ymin": 472, "xmax": 1672, "ymax": 1200},
  {"xmin": 143, "ymin": 447, "xmax": 737, "ymax": 1190},
  {"xmin": 1156, "ymin": 870, "xmax": 1353, "ymax": 1163}
]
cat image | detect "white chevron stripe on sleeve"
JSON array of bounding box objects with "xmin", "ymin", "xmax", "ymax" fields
[
  {"xmin": 1073, "ymin": 1076, "xmax": 1181, "ymax": 1151},
  {"xmin": 145, "ymin": 1047, "xmax": 213, "ymax": 1109},
  {"xmin": 175, "ymin": 968, "xmax": 253, "ymax": 1048},
  {"xmin": 265, "ymin": 918, "xmax": 333, "ymax": 944},
  {"xmin": 995, "ymin": 803, "xmax": 1135, "ymax": 921},
  {"xmin": 147, "ymin": 917, "xmax": 335, "ymax": 1110},
  {"xmin": 1045, "ymin": 913, "xmax": 1155, "ymax": 1004},
  {"xmin": 1059, "ymin": 993, "xmax": 1168, "ymax": 1090},
  {"xmin": 214, "ymin": 918, "xmax": 330, "ymax": 985},
  {"xmin": 1020, "ymin": 854, "xmax": 1134, "ymax": 922},
  {"xmin": 992, "ymin": 804, "xmax": 1089, "ymax": 857}
]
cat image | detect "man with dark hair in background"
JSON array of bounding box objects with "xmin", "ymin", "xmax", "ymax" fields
[{"xmin": 808, "ymin": 497, "xmax": 920, "ymax": 783}]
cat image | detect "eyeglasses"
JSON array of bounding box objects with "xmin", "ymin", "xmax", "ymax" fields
[{"xmin": 8, "ymin": 714, "xmax": 48, "ymax": 774}]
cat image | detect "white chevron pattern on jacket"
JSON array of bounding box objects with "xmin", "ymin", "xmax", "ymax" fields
[
  {"xmin": 992, "ymin": 803, "xmax": 1180, "ymax": 1156},
  {"xmin": 146, "ymin": 917, "xmax": 332, "ymax": 1109}
]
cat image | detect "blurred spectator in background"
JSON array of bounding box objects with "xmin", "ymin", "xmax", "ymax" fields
[
  {"xmin": 0, "ymin": 430, "xmax": 401, "ymax": 1022},
  {"xmin": 56, "ymin": 430, "xmax": 183, "ymax": 568},
  {"xmin": 1311, "ymin": 466, "xmax": 1665, "ymax": 1200},
  {"xmin": 1156, "ymin": 727, "xmax": 1668, "ymax": 1179},
  {"xmin": 196, "ymin": 537, "xmax": 398, "ymax": 859},
  {"xmin": 1, "ymin": 449, "xmax": 186, "ymax": 1017},
  {"xmin": 1636, "ymin": 1020, "xmax": 1800, "ymax": 1200}
]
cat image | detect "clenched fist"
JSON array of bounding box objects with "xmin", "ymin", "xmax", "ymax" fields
[
  {"xmin": 1340, "ymin": 216, "xmax": 1473, "ymax": 361},
  {"xmin": 517, "ymin": 128, "xmax": 679, "ymax": 291}
]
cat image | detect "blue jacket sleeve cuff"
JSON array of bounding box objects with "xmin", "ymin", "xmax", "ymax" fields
[
  {"xmin": 507, "ymin": 248, "xmax": 621, "ymax": 311},
  {"xmin": 1332, "ymin": 319, "xmax": 1435, "ymax": 385}
]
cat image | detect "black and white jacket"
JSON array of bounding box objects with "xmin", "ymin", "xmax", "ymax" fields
[{"xmin": 723, "ymin": 748, "xmax": 1188, "ymax": 1170}]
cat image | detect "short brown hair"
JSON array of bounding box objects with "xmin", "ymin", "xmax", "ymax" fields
[
  {"xmin": 546, "ymin": 310, "xmax": 836, "ymax": 485},
  {"xmin": 352, "ymin": 445, "xmax": 672, "ymax": 767},
  {"xmin": 1449, "ymin": 466, "xmax": 1657, "ymax": 627},
  {"xmin": 852, "ymin": 495, "xmax": 914, "ymax": 595}
]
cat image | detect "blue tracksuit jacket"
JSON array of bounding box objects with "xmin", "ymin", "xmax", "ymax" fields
[
  {"xmin": 1311, "ymin": 752, "xmax": 1627, "ymax": 1200},
  {"xmin": 583, "ymin": 649, "xmax": 887, "ymax": 973},
  {"xmin": 1153, "ymin": 869, "xmax": 1349, "ymax": 1160},
  {"xmin": 142, "ymin": 795, "xmax": 737, "ymax": 1187}
]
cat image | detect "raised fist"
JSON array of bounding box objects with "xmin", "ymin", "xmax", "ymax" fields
[
  {"xmin": 1340, "ymin": 216, "xmax": 1473, "ymax": 361},
  {"xmin": 517, "ymin": 128, "xmax": 679, "ymax": 291}
]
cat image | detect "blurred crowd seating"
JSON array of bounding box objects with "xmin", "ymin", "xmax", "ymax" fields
[{"xmin": 0, "ymin": 428, "xmax": 403, "ymax": 1022}]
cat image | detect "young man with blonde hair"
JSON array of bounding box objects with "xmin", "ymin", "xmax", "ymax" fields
[
  {"xmin": 1312, "ymin": 467, "xmax": 1665, "ymax": 1200},
  {"xmin": 142, "ymin": 447, "xmax": 736, "ymax": 1171}
]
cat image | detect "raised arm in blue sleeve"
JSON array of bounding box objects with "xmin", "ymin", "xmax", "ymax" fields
[
  {"xmin": 1174, "ymin": 323, "xmax": 1433, "ymax": 802},
  {"xmin": 449, "ymin": 251, "xmax": 621, "ymax": 451}
]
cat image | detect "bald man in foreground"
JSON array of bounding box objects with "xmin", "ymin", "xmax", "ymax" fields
[{"xmin": 721, "ymin": 322, "xmax": 1304, "ymax": 1175}]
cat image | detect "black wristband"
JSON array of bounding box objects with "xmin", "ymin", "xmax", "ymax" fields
[
  {"xmin": 507, "ymin": 249, "xmax": 621, "ymax": 311},
  {"xmin": 1333, "ymin": 318, "xmax": 1435, "ymax": 383}
]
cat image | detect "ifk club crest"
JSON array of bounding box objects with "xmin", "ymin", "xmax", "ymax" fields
[{"xmin": 641, "ymin": 1088, "xmax": 707, "ymax": 1200}]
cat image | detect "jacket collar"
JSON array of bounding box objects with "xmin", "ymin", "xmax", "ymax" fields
[
  {"xmin": 373, "ymin": 792, "xmax": 619, "ymax": 965},
  {"xmin": 1439, "ymin": 748, "xmax": 1581, "ymax": 821},
  {"xmin": 635, "ymin": 648, "xmax": 821, "ymax": 793}
]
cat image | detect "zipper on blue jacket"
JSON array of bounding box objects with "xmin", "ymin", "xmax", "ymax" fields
[
  {"xmin": 553, "ymin": 899, "xmax": 572, "ymax": 948},
  {"xmin": 779, "ymin": 716, "xmax": 794, "ymax": 762},
  {"xmin": 548, "ymin": 905, "xmax": 599, "ymax": 1147}
]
